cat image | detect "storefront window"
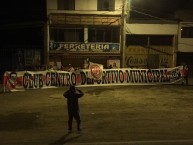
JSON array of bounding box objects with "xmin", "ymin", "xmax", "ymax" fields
[
  {"xmin": 88, "ymin": 27, "xmax": 119, "ymax": 43},
  {"xmin": 126, "ymin": 35, "xmax": 173, "ymax": 46},
  {"xmin": 57, "ymin": 0, "xmax": 75, "ymax": 10},
  {"xmin": 181, "ymin": 27, "xmax": 193, "ymax": 38},
  {"xmin": 126, "ymin": 35, "xmax": 147, "ymax": 46},
  {"xmin": 97, "ymin": 0, "xmax": 115, "ymax": 11},
  {"xmin": 149, "ymin": 35, "xmax": 173, "ymax": 45},
  {"xmin": 50, "ymin": 28, "xmax": 84, "ymax": 42}
]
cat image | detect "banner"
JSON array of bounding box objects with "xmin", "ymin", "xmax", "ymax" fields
[{"xmin": 3, "ymin": 66, "xmax": 183, "ymax": 92}]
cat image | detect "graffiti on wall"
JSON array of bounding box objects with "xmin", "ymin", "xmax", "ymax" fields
[{"xmin": 126, "ymin": 55, "xmax": 169, "ymax": 68}]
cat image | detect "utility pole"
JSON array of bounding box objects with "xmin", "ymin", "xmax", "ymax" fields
[
  {"xmin": 121, "ymin": 0, "xmax": 130, "ymax": 68},
  {"xmin": 121, "ymin": 0, "xmax": 126, "ymax": 68}
]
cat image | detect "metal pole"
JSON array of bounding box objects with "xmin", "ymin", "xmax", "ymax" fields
[
  {"xmin": 121, "ymin": 0, "xmax": 126, "ymax": 68},
  {"xmin": 121, "ymin": 0, "xmax": 131, "ymax": 68},
  {"xmin": 44, "ymin": 20, "xmax": 49, "ymax": 68}
]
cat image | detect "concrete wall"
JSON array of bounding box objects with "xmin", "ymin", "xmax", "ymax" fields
[
  {"xmin": 126, "ymin": 23, "xmax": 193, "ymax": 53},
  {"xmin": 76, "ymin": 0, "xmax": 97, "ymax": 10},
  {"xmin": 47, "ymin": 0, "xmax": 57, "ymax": 10},
  {"xmin": 126, "ymin": 24, "xmax": 178, "ymax": 35}
]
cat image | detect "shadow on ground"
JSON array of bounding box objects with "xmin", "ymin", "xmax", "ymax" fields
[
  {"xmin": 50, "ymin": 133, "xmax": 81, "ymax": 145},
  {"xmin": 0, "ymin": 112, "xmax": 40, "ymax": 131}
]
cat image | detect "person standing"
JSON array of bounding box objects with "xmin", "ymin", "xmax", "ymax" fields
[
  {"xmin": 182, "ymin": 65, "xmax": 189, "ymax": 86},
  {"xmin": 68, "ymin": 64, "xmax": 75, "ymax": 72},
  {"xmin": 112, "ymin": 62, "xmax": 118, "ymax": 69},
  {"xmin": 63, "ymin": 85, "xmax": 84, "ymax": 133},
  {"xmin": 53, "ymin": 61, "xmax": 59, "ymax": 70}
]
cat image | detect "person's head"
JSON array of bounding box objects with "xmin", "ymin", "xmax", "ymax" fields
[{"xmin": 70, "ymin": 85, "xmax": 75, "ymax": 92}]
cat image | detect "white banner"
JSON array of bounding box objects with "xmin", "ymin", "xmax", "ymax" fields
[{"xmin": 3, "ymin": 66, "xmax": 183, "ymax": 92}]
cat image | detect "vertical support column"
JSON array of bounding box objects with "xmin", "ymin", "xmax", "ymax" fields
[
  {"xmin": 172, "ymin": 23, "xmax": 180, "ymax": 67},
  {"xmin": 44, "ymin": 20, "xmax": 50, "ymax": 68},
  {"xmin": 173, "ymin": 35, "xmax": 177, "ymax": 67},
  {"xmin": 121, "ymin": 0, "xmax": 129, "ymax": 68},
  {"xmin": 121, "ymin": 0, "xmax": 125, "ymax": 68},
  {"xmin": 84, "ymin": 27, "xmax": 88, "ymax": 43}
]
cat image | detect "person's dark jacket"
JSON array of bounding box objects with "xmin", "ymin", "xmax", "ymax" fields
[{"xmin": 63, "ymin": 88, "xmax": 84, "ymax": 111}]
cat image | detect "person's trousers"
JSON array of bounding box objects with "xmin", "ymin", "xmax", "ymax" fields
[
  {"xmin": 68, "ymin": 110, "xmax": 81, "ymax": 131},
  {"xmin": 182, "ymin": 76, "xmax": 188, "ymax": 86}
]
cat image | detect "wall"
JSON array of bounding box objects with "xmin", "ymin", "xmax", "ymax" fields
[
  {"xmin": 125, "ymin": 46, "xmax": 173, "ymax": 68},
  {"xmin": 125, "ymin": 24, "xmax": 177, "ymax": 68},
  {"xmin": 47, "ymin": 0, "xmax": 57, "ymax": 10},
  {"xmin": 76, "ymin": 0, "xmax": 97, "ymax": 10},
  {"xmin": 126, "ymin": 23, "xmax": 193, "ymax": 52},
  {"xmin": 126, "ymin": 24, "xmax": 178, "ymax": 35}
]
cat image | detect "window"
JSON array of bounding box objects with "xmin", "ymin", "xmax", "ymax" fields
[
  {"xmin": 97, "ymin": 0, "xmax": 115, "ymax": 11},
  {"xmin": 88, "ymin": 27, "xmax": 119, "ymax": 43},
  {"xmin": 126, "ymin": 35, "xmax": 148, "ymax": 46},
  {"xmin": 149, "ymin": 35, "xmax": 173, "ymax": 45},
  {"xmin": 181, "ymin": 27, "xmax": 193, "ymax": 38},
  {"xmin": 126, "ymin": 35, "xmax": 173, "ymax": 46},
  {"xmin": 50, "ymin": 28, "xmax": 84, "ymax": 42},
  {"xmin": 58, "ymin": 0, "xmax": 75, "ymax": 10}
]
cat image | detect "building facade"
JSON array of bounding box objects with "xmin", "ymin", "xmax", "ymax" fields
[
  {"xmin": 125, "ymin": 23, "xmax": 178, "ymax": 68},
  {"xmin": 178, "ymin": 22, "xmax": 193, "ymax": 53},
  {"xmin": 46, "ymin": 0, "xmax": 193, "ymax": 70},
  {"xmin": 177, "ymin": 22, "xmax": 193, "ymax": 76},
  {"xmin": 46, "ymin": 0, "xmax": 124, "ymax": 69}
]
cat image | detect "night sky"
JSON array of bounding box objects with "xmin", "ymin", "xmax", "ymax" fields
[
  {"xmin": 0, "ymin": 0, "xmax": 46, "ymax": 24},
  {"xmin": 0, "ymin": 0, "xmax": 192, "ymax": 24},
  {"xmin": 131, "ymin": 0, "xmax": 193, "ymax": 19},
  {"xmin": 0, "ymin": 0, "xmax": 192, "ymax": 45},
  {"xmin": 0, "ymin": 0, "xmax": 46, "ymax": 45}
]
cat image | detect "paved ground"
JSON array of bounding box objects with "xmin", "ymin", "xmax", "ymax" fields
[{"xmin": 0, "ymin": 80, "xmax": 193, "ymax": 145}]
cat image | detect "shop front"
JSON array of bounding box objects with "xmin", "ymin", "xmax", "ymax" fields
[
  {"xmin": 49, "ymin": 42, "xmax": 121, "ymax": 70},
  {"xmin": 48, "ymin": 13, "xmax": 121, "ymax": 70}
]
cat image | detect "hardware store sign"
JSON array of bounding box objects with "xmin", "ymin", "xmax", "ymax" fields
[{"xmin": 50, "ymin": 42, "xmax": 120, "ymax": 53}]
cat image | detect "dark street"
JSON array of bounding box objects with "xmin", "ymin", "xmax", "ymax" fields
[{"xmin": 0, "ymin": 82, "xmax": 193, "ymax": 145}]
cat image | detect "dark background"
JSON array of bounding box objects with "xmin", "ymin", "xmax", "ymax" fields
[
  {"xmin": 0, "ymin": 0, "xmax": 192, "ymax": 44},
  {"xmin": 0, "ymin": 0, "xmax": 46, "ymax": 45},
  {"xmin": 0, "ymin": 0, "xmax": 46, "ymax": 24},
  {"xmin": 1, "ymin": 0, "xmax": 193, "ymax": 24},
  {"xmin": 131, "ymin": 0, "xmax": 193, "ymax": 19},
  {"xmin": 0, "ymin": 0, "xmax": 47, "ymax": 82}
]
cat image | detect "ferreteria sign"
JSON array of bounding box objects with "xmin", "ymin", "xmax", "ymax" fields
[
  {"xmin": 49, "ymin": 42, "xmax": 120, "ymax": 53},
  {"xmin": 3, "ymin": 66, "xmax": 183, "ymax": 92}
]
